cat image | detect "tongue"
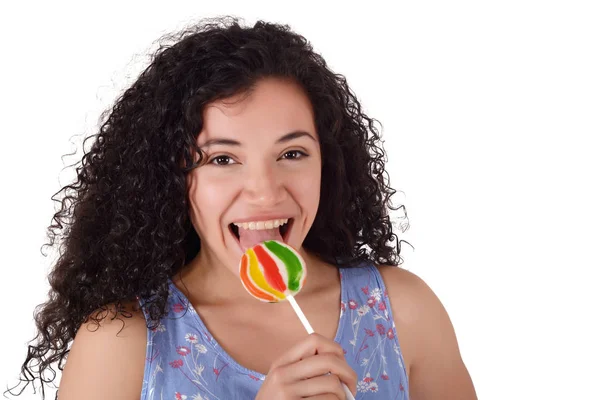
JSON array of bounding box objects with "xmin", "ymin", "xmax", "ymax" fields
[{"xmin": 239, "ymin": 227, "xmax": 283, "ymax": 251}]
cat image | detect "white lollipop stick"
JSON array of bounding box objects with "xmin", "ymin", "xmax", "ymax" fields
[
  {"xmin": 286, "ymin": 295, "xmax": 356, "ymax": 400},
  {"xmin": 287, "ymin": 295, "xmax": 315, "ymax": 333}
]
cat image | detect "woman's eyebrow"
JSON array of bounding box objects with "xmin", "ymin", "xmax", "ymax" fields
[
  {"xmin": 200, "ymin": 138, "xmax": 241, "ymax": 148},
  {"xmin": 277, "ymin": 130, "xmax": 316, "ymax": 143},
  {"xmin": 200, "ymin": 130, "xmax": 315, "ymax": 148}
]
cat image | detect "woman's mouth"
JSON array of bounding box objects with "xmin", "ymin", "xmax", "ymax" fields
[{"xmin": 229, "ymin": 218, "xmax": 293, "ymax": 251}]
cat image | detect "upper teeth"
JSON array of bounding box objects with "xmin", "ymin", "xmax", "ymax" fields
[{"xmin": 233, "ymin": 218, "xmax": 289, "ymax": 230}]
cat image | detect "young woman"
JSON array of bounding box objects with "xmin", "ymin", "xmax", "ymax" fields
[{"xmin": 9, "ymin": 17, "xmax": 477, "ymax": 400}]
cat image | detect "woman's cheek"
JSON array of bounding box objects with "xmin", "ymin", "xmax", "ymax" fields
[{"xmin": 199, "ymin": 175, "xmax": 240, "ymax": 207}]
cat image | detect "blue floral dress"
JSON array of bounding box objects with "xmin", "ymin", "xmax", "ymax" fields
[{"xmin": 138, "ymin": 264, "xmax": 410, "ymax": 399}]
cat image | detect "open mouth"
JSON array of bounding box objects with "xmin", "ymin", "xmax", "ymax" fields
[{"xmin": 229, "ymin": 218, "xmax": 293, "ymax": 246}]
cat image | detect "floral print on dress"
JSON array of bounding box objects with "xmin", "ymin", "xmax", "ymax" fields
[
  {"xmin": 338, "ymin": 271, "xmax": 408, "ymax": 399},
  {"xmin": 139, "ymin": 265, "xmax": 409, "ymax": 400}
]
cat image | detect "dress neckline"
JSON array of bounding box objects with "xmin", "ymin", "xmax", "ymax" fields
[{"xmin": 166, "ymin": 267, "xmax": 349, "ymax": 379}]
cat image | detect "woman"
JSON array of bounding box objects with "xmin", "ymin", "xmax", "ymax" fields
[{"xmin": 8, "ymin": 17, "xmax": 477, "ymax": 399}]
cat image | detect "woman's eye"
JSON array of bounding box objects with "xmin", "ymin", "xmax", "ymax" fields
[
  {"xmin": 208, "ymin": 151, "xmax": 306, "ymax": 165},
  {"xmin": 281, "ymin": 150, "xmax": 308, "ymax": 160},
  {"xmin": 209, "ymin": 155, "xmax": 234, "ymax": 166}
]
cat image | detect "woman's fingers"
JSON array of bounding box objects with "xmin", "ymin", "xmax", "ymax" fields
[
  {"xmin": 290, "ymin": 353, "xmax": 357, "ymax": 392},
  {"xmin": 270, "ymin": 333, "xmax": 346, "ymax": 369},
  {"xmin": 256, "ymin": 333, "xmax": 357, "ymax": 399},
  {"xmin": 290, "ymin": 374, "xmax": 346, "ymax": 399},
  {"xmin": 306, "ymin": 395, "xmax": 344, "ymax": 400}
]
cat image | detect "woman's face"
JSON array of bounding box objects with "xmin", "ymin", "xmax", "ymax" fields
[{"xmin": 187, "ymin": 77, "xmax": 322, "ymax": 276}]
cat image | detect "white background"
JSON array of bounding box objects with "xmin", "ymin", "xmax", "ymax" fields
[{"xmin": 1, "ymin": 1, "xmax": 599, "ymax": 399}]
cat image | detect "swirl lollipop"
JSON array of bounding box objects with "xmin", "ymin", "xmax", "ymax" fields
[
  {"xmin": 239, "ymin": 240, "xmax": 312, "ymax": 331},
  {"xmin": 239, "ymin": 240, "xmax": 356, "ymax": 400}
]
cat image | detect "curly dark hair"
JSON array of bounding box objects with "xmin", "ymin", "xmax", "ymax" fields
[{"xmin": 6, "ymin": 16, "xmax": 410, "ymax": 399}]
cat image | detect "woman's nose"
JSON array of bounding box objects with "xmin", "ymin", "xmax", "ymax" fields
[{"xmin": 243, "ymin": 163, "xmax": 285, "ymax": 206}]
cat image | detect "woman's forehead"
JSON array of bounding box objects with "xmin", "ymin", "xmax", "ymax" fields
[{"xmin": 199, "ymin": 78, "xmax": 317, "ymax": 143}]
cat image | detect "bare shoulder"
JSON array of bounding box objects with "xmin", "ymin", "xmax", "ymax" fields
[
  {"xmin": 377, "ymin": 265, "xmax": 478, "ymax": 400},
  {"xmin": 59, "ymin": 301, "xmax": 147, "ymax": 400},
  {"xmin": 377, "ymin": 265, "xmax": 429, "ymax": 321},
  {"xmin": 377, "ymin": 265, "xmax": 450, "ymax": 327}
]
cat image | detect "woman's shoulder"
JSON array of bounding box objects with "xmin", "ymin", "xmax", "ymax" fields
[
  {"xmin": 58, "ymin": 301, "xmax": 147, "ymax": 400},
  {"xmin": 376, "ymin": 264, "xmax": 432, "ymax": 316},
  {"xmin": 376, "ymin": 264, "xmax": 478, "ymax": 399}
]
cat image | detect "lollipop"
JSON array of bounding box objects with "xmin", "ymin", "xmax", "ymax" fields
[
  {"xmin": 239, "ymin": 240, "xmax": 313, "ymax": 332},
  {"xmin": 239, "ymin": 240, "xmax": 306, "ymax": 303},
  {"xmin": 239, "ymin": 240, "xmax": 356, "ymax": 400}
]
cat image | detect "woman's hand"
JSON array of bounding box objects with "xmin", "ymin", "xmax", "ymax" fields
[{"xmin": 255, "ymin": 333, "xmax": 358, "ymax": 400}]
